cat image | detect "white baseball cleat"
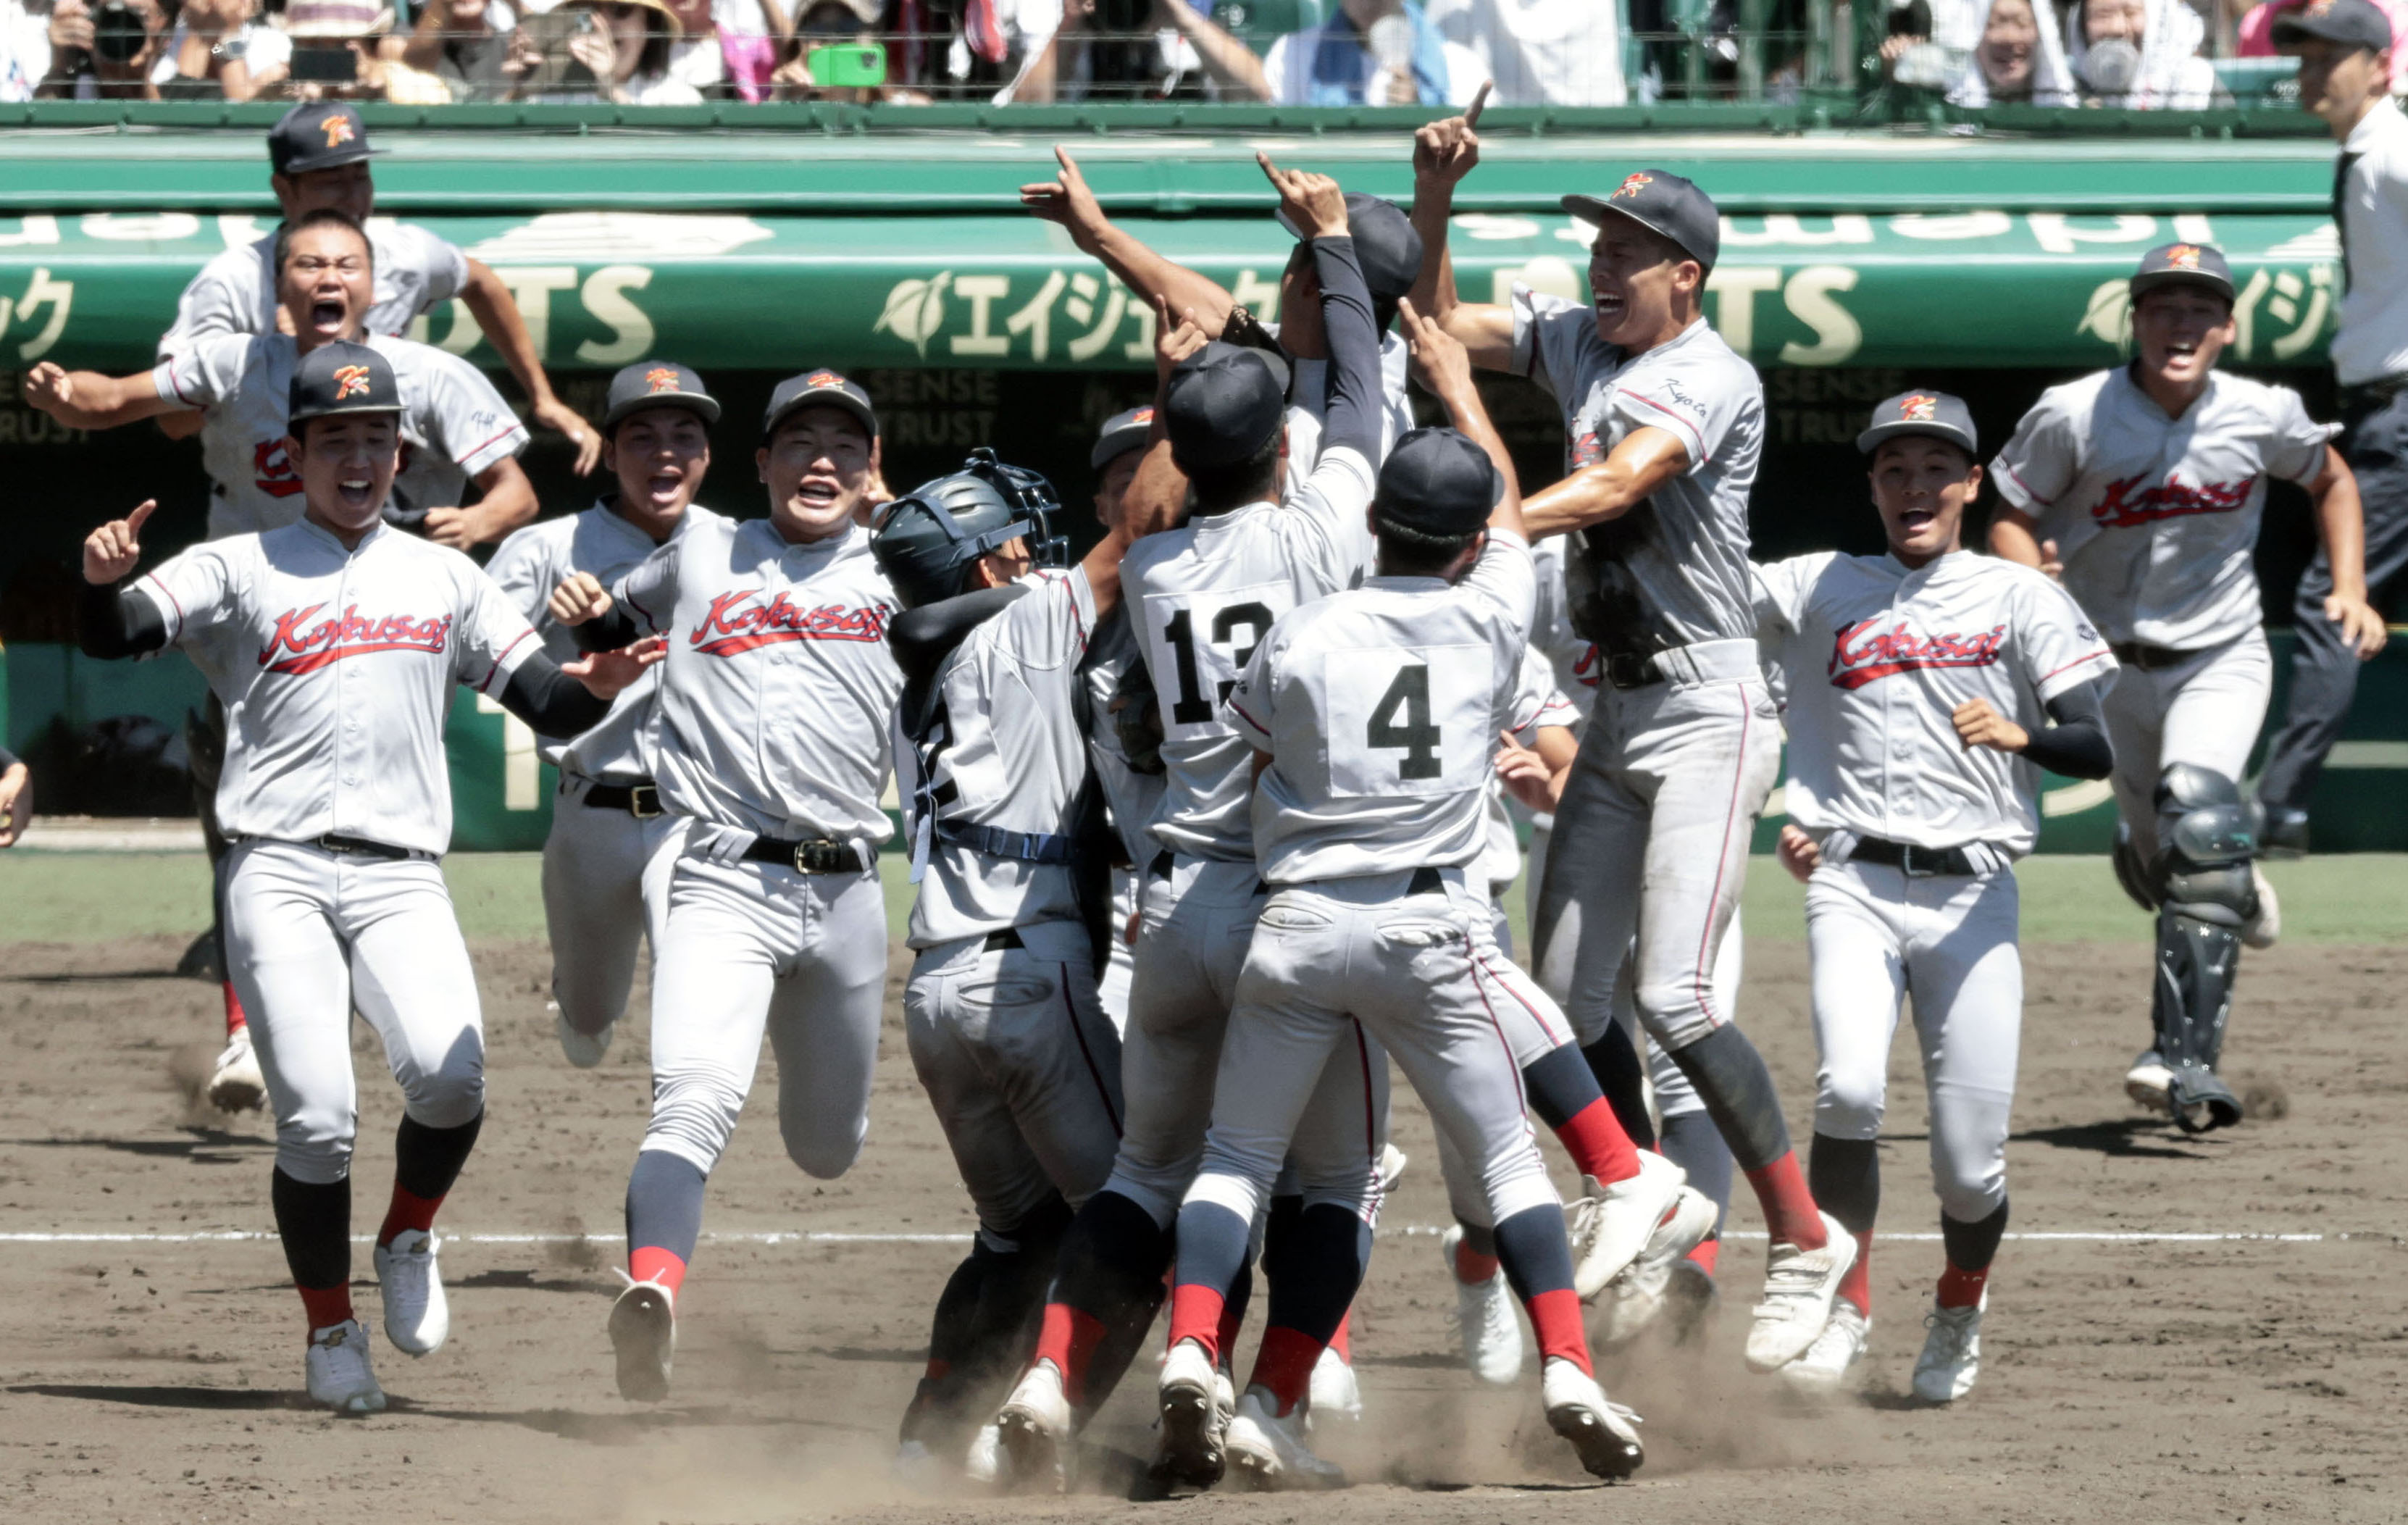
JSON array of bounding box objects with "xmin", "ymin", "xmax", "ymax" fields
[
  {"xmin": 1224, "ymin": 1387, "xmax": 1345, "ymax": 1490},
  {"xmin": 1781, "ymin": 1300, "xmax": 1870, "ymax": 1395},
  {"xmin": 963, "ymin": 1421, "xmax": 1004, "ymax": 1486},
  {"xmin": 1306, "ymin": 1345, "xmax": 1360, "ymax": 1426},
  {"xmin": 609, "ymin": 1278, "xmax": 677, "ymax": 1402},
  {"xmin": 305, "ymin": 1319, "xmax": 387, "ymax": 1416},
  {"xmin": 1440, "ymin": 1225, "xmax": 1524, "ymax": 1384},
  {"xmin": 1151, "ymin": 1338, "xmax": 1224, "ymax": 1489},
  {"xmin": 1374, "ymin": 1142, "xmax": 1409, "ymax": 1196},
  {"xmin": 1569, "ymin": 1151, "xmax": 1687, "ymax": 1299},
  {"xmin": 1539, "ymin": 1357, "xmax": 1644, "ymax": 1481},
  {"xmin": 2241, "ymin": 866, "xmax": 2281, "ymax": 950},
  {"xmin": 1593, "ymin": 1187, "xmax": 1718, "ymax": 1346},
  {"xmin": 373, "ymin": 1229, "xmax": 449, "ymax": 1357},
  {"xmin": 2125, "ymin": 1050, "xmax": 2174, "ymax": 1112},
  {"xmin": 997, "ymin": 1358, "xmax": 1075, "ymax": 1492},
  {"xmin": 1744, "ymin": 1212, "xmax": 1859, "ymax": 1373},
  {"xmin": 1912, "ymin": 1295, "xmax": 1986, "ymax": 1403},
  {"xmin": 556, "ymin": 1012, "xmax": 615, "ymax": 1069},
  {"xmin": 207, "ymin": 1027, "xmax": 267, "ymax": 1113}
]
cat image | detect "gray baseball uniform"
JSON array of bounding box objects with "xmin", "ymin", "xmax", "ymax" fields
[
  {"xmin": 159, "ymin": 222, "xmax": 472, "ymax": 359},
  {"xmin": 1279, "ymin": 330, "xmax": 1415, "ymax": 481},
  {"xmin": 1081, "ymin": 608, "xmax": 1164, "ymax": 1029}
]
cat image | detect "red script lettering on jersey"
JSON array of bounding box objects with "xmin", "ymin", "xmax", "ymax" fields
[
  {"xmin": 253, "ymin": 438, "xmax": 305, "ymax": 498},
  {"xmin": 259, "ymin": 603, "xmax": 454, "ymax": 674},
  {"xmin": 2091, "ymin": 472, "xmax": 2253, "ymax": 528},
  {"xmin": 690, "ymin": 590, "xmax": 891, "ymax": 656},
  {"xmin": 1827, "ymin": 619, "xmax": 2006, "ymax": 690}
]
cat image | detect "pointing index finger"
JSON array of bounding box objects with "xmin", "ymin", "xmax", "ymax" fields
[
  {"xmin": 1463, "ymin": 80, "xmax": 1491, "ymax": 129},
  {"xmin": 126, "ymin": 500, "xmax": 157, "ymax": 534}
]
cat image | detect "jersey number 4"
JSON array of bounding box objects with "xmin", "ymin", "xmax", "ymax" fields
[
  {"xmin": 1324, "ymin": 643, "xmax": 1489, "ymax": 799},
  {"xmin": 1366, "ymin": 664, "xmax": 1443, "ymax": 780}
]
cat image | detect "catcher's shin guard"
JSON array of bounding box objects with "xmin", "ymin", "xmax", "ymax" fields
[{"xmin": 2149, "ymin": 766, "xmax": 2257, "ymax": 1133}]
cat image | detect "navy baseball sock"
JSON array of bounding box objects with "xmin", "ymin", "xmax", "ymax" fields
[
  {"xmin": 1579, "ymin": 1023, "xmax": 1658, "ymax": 1150},
  {"xmin": 1937, "ymin": 1199, "xmax": 2010, "ymax": 1309},
  {"xmin": 378, "ymin": 1111, "xmax": 482, "ymax": 1248},
  {"xmin": 1809, "ymin": 1132, "xmax": 1879, "ymax": 1313},
  {"xmin": 1030, "ymin": 1188, "xmax": 1168, "ymax": 1406},
  {"xmin": 1659, "ymin": 1108, "xmax": 1734, "ymax": 1225},
  {"xmin": 1525, "ymin": 1043, "xmax": 1642, "ymax": 1183},
  {"xmin": 625, "ymin": 1148, "xmax": 707, "ymax": 1298},
  {"xmin": 1492, "ymin": 1202, "xmax": 1592, "ymax": 1374},
  {"xmin": 1251, "ymin": 1203, "xmax": 1369, "ymax": 1415},
  {"xmin": 1164, "ymin": 1199, "xmax": 1253, "ymax": 1366},
  {"xmin": 904, "ymin": 1251, "xmax": 989, "ymax": 1442},
  {"xmin": 272, "ymin": 1166, "xmax": 353, "ymax": 1332},
  {"xmin": 1668, "ymin": 1026, "xmax": 1828, "ymax": 1250}
]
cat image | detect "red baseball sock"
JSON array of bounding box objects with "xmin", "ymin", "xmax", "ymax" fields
[
  {"xmin": 1686, "ymin": 1237, "xmax": 1720, "ymax": 1277},
  {"xmin": 377, "ymin": 1185, "xmax": 443, "ymax": 1249},
  {"xmin": 1838, "ymin": 1231, "xmax": 1873, "ymax": 1315},
  {"xmin": 1743, "ymin": 1152, "xmax": 1828, "ymax": 1250},
  {"xmin": 629, "ymin": 1245, "xmax": 688, "ymax": 1300},
  {"xmin": 298, "ymin": 1282, "xmax": 354, "ymax": 1333},
  {"xmin": 1245, "ymin": 1326, "xmax": 1323, "ymax": 1416},
  {"xmin": 1454, "ymin": 1234, "xmax": 1501, "ymax": 1283},
  {"xmin": 1030, "ymin": 1302, "xmax": 1109, "ymax": 1404},
  {"xmin": 1523, "ymin": 1288, "xmax": 1592, "ymax": 1375},
  {"xmin": 1325, "ymin": 1309, "xmax": 1352, "ymax": 1363},
  {"xmin": 1936, "ymin": 1260, "xmax": 1990, "ymax": 1310},
  {"xmin": 1164, "ymin": 1283, "xmax": 1226, "ymax": 1366},
  {"xmin": 222, "ymin": 981, "xmax": 247, "ymax": 1040},
  {"xmin": 1554, "ymin": 1098, "xmax": 1642, "ymax": 1186}
]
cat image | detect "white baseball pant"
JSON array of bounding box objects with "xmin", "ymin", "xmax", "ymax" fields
[
  {"xmin": 541, "ymin": 777, "xmax": 684, "ymax": 1040},
  {"xmin": 1189, "ymin": 868, "xmax": 1544, "ymax": 1234},
  {"xmin": 906, "ymin": 919, "xmax": 1126, "ymax": 1235},
  {"xmin": 223, "ymin": 839, "xmax": 484, "ymax": 1185},
  {"xmin": 1432, "ymin": 929, "xmax": 1579, "ymax": 1229},
  {"xmin": 1807, "ymin": 856, "xmax": 2023, "ymax": 1223},
  {"xmin": 1098, "ymin": 866, "xmax": 1139, "ymax": 1035},
  {"xmin": 1532, "ymin": 643, "xmax": 1780, "ymax": 1053},
  {"xmin": 1613, "ymin": 907, "xmax": 1744, "ymax": 1123},
  {"xmin": 2102, "ymin": 631, "xmax": 2273, "ymax": 862},
  {"xmin": 640, "ymin": 852, "xmax": 886, "ymax": 1179}
]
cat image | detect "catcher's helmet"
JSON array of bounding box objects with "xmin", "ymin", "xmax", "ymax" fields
[{"xmin": 871, "ymin": 448, "xmax": 1069, "ymax": 610}]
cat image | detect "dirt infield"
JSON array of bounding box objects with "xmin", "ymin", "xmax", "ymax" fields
[{"xmin": 1, "ymin": 919, "xmax": 2402, "ymax": 1524}]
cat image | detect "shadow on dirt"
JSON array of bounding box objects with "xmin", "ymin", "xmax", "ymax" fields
[
  {"xmin": 2010, "ymin": 1119, "xmax": 2216, "ymax": 1160},
  {"xmin": 4, "ymin": 1129, "xmax": 269, "ymax": 1163}
]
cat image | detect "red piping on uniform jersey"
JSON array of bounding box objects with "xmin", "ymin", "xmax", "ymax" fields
[
  {"xmin": 257, "ymin": 604, "xmax": 453, "ymax": 674},
  {"xmin": 477, "ymin": 628, "xmax": 537, "ymax": 693},
  {"xmin": 1826, "ymin": 619, "xmax": 2007, "ymax": 690},
  {"xmin": 1622, "ymin": 390, "xmax": 1709, "ymax": 464},
  {"xmin": 2039, "ymin": 648, "xmax": 2114, "ymax": 683},
  {"xmin": 2090, "ymin": 471, "xmax": 2254, "ymax": 528},
  {"xmin": 454, "ymin": 423, "xmax": 524, "ymax": 469},
  {"xmin": 687, "ymin": 590, "xmax": 890, "ymax": 656}
]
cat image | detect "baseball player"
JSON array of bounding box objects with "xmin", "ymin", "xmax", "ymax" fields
[
  {"xmin": 157, "ymin": 100, "xmax": 599, "ymax": 476},
  {"xmin": 1159, "ymin": 335, "xmax": 1644, "ymax": 1488},
  {"xmin": 1989, "ymin": 242, "xmax": 2380, "ymax": 1132},
  {"xmin": 1760, "ymin": 388, "xmax": 2118, "ymax": 1403},
  {"xmin": 27, "ymin": 206, "xmax": 537, "ymax": 1119},
  {"xmin": 1408, "ymin": 112, "xmax": 1856, "ymax": 1371},
  {"xmin": 0, "ymin": 744, "xmax": 27, "ymax": 849},
  {"xmin": 548, "ymin": 368, "xmax": 902, "ymax": 1403},
  {"xmin": 485, "ymin": 360, "xmax": 727, "ymax": 1069},
  {"xmin": 74, "ymin": 342, "xmax": 656, "ymax": 1416}
]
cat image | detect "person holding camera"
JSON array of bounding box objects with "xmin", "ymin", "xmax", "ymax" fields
[
  {"xmin": 152, "ymin": 0, "xmax": 291, "ymax": 99},
  {"xmin": 504, "ymin": 0, "xmax": 703, "ymax": 104},
  {"xmin": 32, "ymin": 0, "xmax": 165, "ymax": 99},
  {"xmin": 400, "ymin": 0, "xmax": 516, "ymax": 100}
]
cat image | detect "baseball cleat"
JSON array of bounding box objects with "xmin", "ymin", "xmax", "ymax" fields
[
  {"xmin": 1539, "ymin": 1357, "xmax": 1644, "ymax": 1481},
  {"xmin": 1306, "ymin": 1345, "xmax": 1360, "ymax": 1426},
  {"xmin": 1744, "ymin": 1212, "xmax": 1859, "ymax": 1373},
  {"xmin": 1569, "ymin": 1151, "xmax": 1687, "ymax": 1300},
  {"xmin": 2169, "ymin": 1065, "xmax": 2243, "ymax": 1134},
  {"xmin": 1441, "ymin": 1225, "xmax": 1524, "ymax": 1384},
  {"xmin": 997, "ymin": 1358, "xmax": 1075, "ymax": 1492},
  {"xmin": 1781, "ymin": 1300, "xmax": 1870, "ymax": 1395},
  {"xmin": 1662, "ymin": 1255, "xmax": 1723, "ymax": 1345},
  {"xmin": 304, "ymin": 1319, "xmax": 387, "ymax": 1416},
  {"xmin": 609, "ymin": 1278, "xmax": 677, "ymax": 1403},
  {"xmin": 2124, "ymin": 1050, "xmax": 2173, "ymax": 1112},
  {"xmin": 2241, "ymin": 867, "xmax": 2281, "ymax": 950},
  {"xmin": 1912, "ymin": 1295, "xmax": 1986, "ymax": 1403},
  {"xmin": 1593, "ymin": 1187, "xmax": 1718, "ymax": 1346},
  {"xmin": 963, "ymin": 1420, "xmax": 1004, "ymax": 1486},
  {"xmin": 892, "ymin": 1439, "xmax": 943, "ymax": 1490},
  {"xmin": 373, "ymin": 1229, "xmax": 449, "ymax": 1357},
  {"xmin": 556, "ymin": 1011, "xmax": 616, "ymax": 1069},
  {"xmin": 1151, "ymin": 1338, "xmax": 1225, "ymax": 1489},
  {"xmin": 1223, "ymin": 1387, "xmax": 1345, "ymax": 1491},
  {"xmin": 207, "ymin": 1027, "xmax": 267, "ymax": 1113}
]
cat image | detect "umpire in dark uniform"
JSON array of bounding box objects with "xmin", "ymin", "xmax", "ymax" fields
[{"xmin": 2261, "ymin": 0, "xmax": 2401, "ymax": 852}]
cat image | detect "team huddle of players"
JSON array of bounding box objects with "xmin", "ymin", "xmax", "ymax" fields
[{"xmin": 52, "ymin": 94, "xmax": 2382, "ymax": 1486}]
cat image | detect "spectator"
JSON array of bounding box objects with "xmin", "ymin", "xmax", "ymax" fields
[
  {"xmin": 2238, "ymin": 0, "xmax": 2408, "ymax": 91},
  {"xmin": 282, "ymin": 0, "xmax": 438, "ymax": 101},
  {"xmin": 403, "ymin": 0, "xmax": 521, "ymax": 99},
  {"xmin": 2065, "ymin": 0, "xmax": 2218, "ymax": 104},
  {"xmin": 701, "ymin": 0, "xmax": 790, "ymax": 99},
  {"xmin": 152, "ymin": 0, "xmax": 292, "ymax": 98},
  {"xmin": 0, "ymin": 744, "xmax": 26, "ymax": 850},
  {"xmin": 33, "ymin": 0, "xmax": 170, "ymax": 99},
  {"xmin": 1427, "ymin": 0, "xmax": 1626, "ymax": 106},
  {"xmin": 1258, "ymin": 0, "xmax": 1484, "ymax": 104},
  {"xmin": 3, "ymin": 0, "xmax": 46, "ymax": 100},
  {"xmin": 1011, "ymin": 0, "xmax": 1264, "ymax": 101},
  {"xmin": 1949, "ymin": 0, "xmax": 2077, "ymax": 101},
  {"xmin": 771, "ymin": 0, "xmax": 941, "ymax": 100},
  {"xmin": 1878, "ymin": 0, "xmax": 1987, "ymax": 89},
  {"xmin": 506, "ymin": 0, "xmax": 704, "ymax": 101}
]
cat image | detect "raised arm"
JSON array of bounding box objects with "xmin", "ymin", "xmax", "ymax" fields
[
  {"xmin": 1154, "ymin": 0, "xmax": 1273, "ymax": 99},
  {"xmin": 1086, "ymin": 298, "xmax": 1211, "ymax": 620},
  {"xmin": 1021, "ymin": 147, "xmax": 1243, "ymax": 338},
  {"xmin": 78, "ymin": 502, "xmax": 173, "ymax": 660},
  {"xmin": 1261, "ymin": 154, "xmax": 1379, "ymax": 464},
  {"xmin": 2306, "ymin": 444, "xmax": 2386, "ymax": 659},
  {"xmin": 1519, "ymin": 429, "xmax": 1690, "ymax": 538},
  {"xmin": 1405, "ymin": 100, "xmax": 1516, "ymax": 370},
  {"xmin": 22, "ymin": 362, "xmax": 186, "ymax": 432},
  {"xmin": 459, "ymin": 259, "xmax": 602, "ymax": 476},
  {"xmin": 1397, "ymin": 296, "xmax": 1521, "ymax": 539}
]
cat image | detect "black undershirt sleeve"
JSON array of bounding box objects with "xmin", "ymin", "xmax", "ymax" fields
[
  {"xmin": 495, "ymin": 652, "xmax": 613, "ymax": 738},
  {"xmin": 78, "ymin": 581, "xmax": 171, "ymax": 660},
  {"xmin": 2017, "ymin": 677, "xmax": 2113, "ymax": 780},
  {"xmin": 569, "ymin": 604, "xmax": 645, "ymax": 653}
]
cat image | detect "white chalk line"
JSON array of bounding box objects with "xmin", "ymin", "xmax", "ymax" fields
[{"xmin": 0, "ymin": 1227, "xmax": 2378, "ymax": 1246}]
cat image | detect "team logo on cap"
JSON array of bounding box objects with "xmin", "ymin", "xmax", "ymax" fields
[
  {"xmin": 1899, "ymin": 394, "xmax": 1939, "ymax": 422},
  {"xmin": 645, "ymin": 367, "xmax": 682, "ymax": 393},
  {"xmin": 1132, "ymin": 408, "xmax": 1153, "ymax": 425},
  {"xmin": 2305, "ymin": 0, "xmax": 2335, "ymax": 14},
  {"xmin": 321, "ymin": 114, "xmax": 356, "ymax": 149},
  {"xmin": 806, "ymin": 370, "xmax": 845, "ymax": 390},
  {"xmin": 2165, "ymin": 244, "xmax": 2204, "ymax": 271},
  {"xmin": 333, "ymin": 364, "xmax": 373, "ymax": 400},
  {"xmin": 1611, "ymin": 172, "xmax": 1654, "ymax": 201}
]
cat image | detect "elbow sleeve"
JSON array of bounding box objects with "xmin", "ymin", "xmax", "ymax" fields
[
  {"xmin": 1311, "ymin": 236, "xmax": 1382, "ymax": 459},
  {"xmin": 496, "ymin": 655, "xmax": 611, "ymax": 737},
  {"xmin": 2022, "ymin": 682, "xmax": 2115, "ymax": 780},
  {"xmin": 78, "ymin": 582, "xmax": 169, "ymax": 659}
]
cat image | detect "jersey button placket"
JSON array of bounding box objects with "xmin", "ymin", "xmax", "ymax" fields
[{"xmin": 333, "ymin": 555, "xmax": 363, "ymax": 833}]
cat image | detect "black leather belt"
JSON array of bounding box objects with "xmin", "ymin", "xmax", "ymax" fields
[
  {"xmin": 314, "ymin": 833, "xmax": 414, "ymax": 861},
  {"xmin": 742, "ymin": 835, "xmax": 864, "ymax": 874},
  {"xmin": 2110, "ymin": 640, "xmax": 2202, "ymax": 672},
  {"xmin": 982, "ymin": 927, "xmax": 1024, "ymax": 953},
  {"xmin": 1407, "ymin": 866, "xmax": 1447, "ymax": 895},
  {"xmin": 1850, "ymin": 836, "xmax": 1978, "ymax": 877},
  {"xmin": 582, "ymin": 780, "xmax": 663, "ymax": 818},
  {"xmin": 1602, "ymin": 650, "xmax": 1667, "ymax": 690}
]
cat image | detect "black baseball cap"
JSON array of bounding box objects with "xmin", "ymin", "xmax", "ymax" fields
[
  {"xmin": 1374, "ymin": 427, "xmax": 1500, "ymax": 537},
  {"xmin": 2272, "ymin": 0, "xmax": 2393, "ymax": 51},
  {"xmin": 1857, "ymin": 388, "xmax": 1978, "ymax": 457},
  {"xmin": 764, "ymin": 368, "xmax": 877, "ymax": 441},
  {"xmin": 603, "ymin": 359, "xmax": 719, "ymax": 431},
  {"xmin": 1091, "ymin": 405, "xmax": 1155, "ymax": 470},
  {"xmin": 1563, "ymin": 170, "xmax": 1721, "ymax": 274},
  {"xmin": 269, "ymin": 102, "xmax": 377, "ymax": 177},
  {"xmin": 288, "ymin": 339, "xmax": 400, "ymax": 425},
  {"xmin": 1163, "ymin": 342, "xmax": 1289, "ymax": 469},
  {"xmin": 1276, "ymin": 192, "xmax": 1426, "ymax": 301},
  {"xmin": 2130, "ymin": 241, "xmax": 2237, "ymax": 304}
]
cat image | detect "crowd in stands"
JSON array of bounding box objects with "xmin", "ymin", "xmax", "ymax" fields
[{"xmin": 0, "ymin": 0, "xmax": 2397, "ymax": 106}]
